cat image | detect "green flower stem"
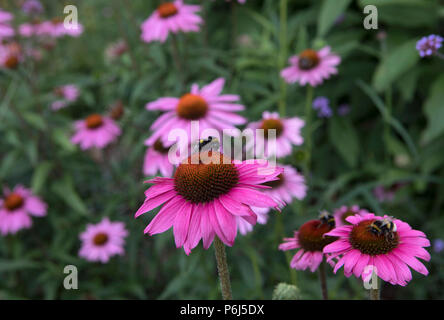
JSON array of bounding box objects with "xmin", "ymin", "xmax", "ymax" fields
[
  {"xmin": 214, "ymin": 237, "xmax": 233, "ymax": 300},
  {"xmin": 278, "ymin": 0, "xmax": 288, "ymax": 116},
  {"xmin": 170, "ymin": 34, "xmax": 185, "ymax": 89},
  {"xmin": 275, "ymin": 213, "xmax": 297, "ymax": 286},
  {"xmin": 318, "ymin": 260, "xmax": 328, "ymax": 300},
  {"xmin": 369, "ymin": 278, "xmax": 381, "ymax": 300},
  {"xmin": 369, "ymin": 287, "xmax": 380, "ymax": 300},
  {"xmin": 304, "ymin": 85, "xmax": 314, "ymax": 176}
]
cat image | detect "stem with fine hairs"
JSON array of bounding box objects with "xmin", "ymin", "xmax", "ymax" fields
[
  {"xmin": 214, "ymin": 237, "xmax": 233, "ymax": 300},
  {"xmin": 170, "ymin": 34, "xmax": 185, "ymax": 88},
  {"xmin": 318, "ymin": 260, "xmax": 328, "ymax": 300},
  {"xmin": 369, "ymin": 278, "xmax": 381, "ymax": 300}
]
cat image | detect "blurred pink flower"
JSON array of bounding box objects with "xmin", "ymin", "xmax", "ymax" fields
[
  {"xmin": 51, "ymin": 84, "xmax": 79, "ymax": 110},
  {"xmin": 279, "ymin": 218, "xmax": 337, "ymax": 272},
  {"xmin": 19, "ymin": 22, "xmax": 39, "ymax": 37},
  {"xmin": 0, "ymin": 42, "xmax": 23, "ymax": 69},
  {"xmin": 246, "ymin": 111, "xmax": 304, "ymax": 159},
  {"xmin": 281, "ymin": 46, "xmax": 341, "ymax": 87},
  {"xmin": 146, "ymin": 78, "xmax": 246, "ymax": 147},
  {"xmin": 71, "ymin": 114, "xmax": 121, "ymax": 150},
  {"xmin": 236, "ymin": 206, "xmax": 268, "ymax": 235},
  {"xmin": 333, "ymin": 205, "xmax": 369, "ymax": 227},
  {"xmin": 143, "ymin": 139, "xmax": 175, "ymax": 177},
  {"xmin": 0, "ymin": 9, "xmax": 14, "ymax": 41},
  {"xmin": 104, "ymin": 39, "xmax": 128, "ymax": 62},
  {"xmin": 21, "ymin": 0, "xmax": 44, "ymax": 15},
  {"xmin": 0, "ymin": 185, "xmax": 47, "ymax": 236},
  {"xmin": 79, "ymin": 218, "xmax": 128, "ymax": 263},
  {"xmin": 373, "ymin": 183, "xmax": 405, "ymax": 203},
  {"xmin": 237, "ymin": 164, "xmax": 306, "ymax": 235},
  {"xmin": 324, "ymin": 213, "xmax": 431, "ymax": 286},
  {"xmin": 37, "ymin": 18, "xmax": 83, "ymax": 38},
  {"xmin": 135, "ymin": 153, "xmax": 283, "ymax": 254},
  {"xmin": 140, "ymin": 1, "xmax": 202, "ymax": 43}
]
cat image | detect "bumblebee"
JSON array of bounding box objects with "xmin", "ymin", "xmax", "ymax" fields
[
  {"xmin": 319, "ymin": 210, "xmax": 335, "ymax": 228},
  {"xmin": 192, "ymin": 136, "xmax": 220, "ymax": 154},
  {"xmin": 369, "ymin": 217, "xmax": 397, "ymax": 240}
]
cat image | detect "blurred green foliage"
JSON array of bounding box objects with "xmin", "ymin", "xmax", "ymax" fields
[{"xmin": 0, "ymin": 0, "xmax": 444, "ymax": 299}]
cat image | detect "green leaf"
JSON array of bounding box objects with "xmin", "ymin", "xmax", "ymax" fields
[
  {"xmin": 52, "ymin": 128, "xmax": 76, "ymax": 153},
  {"xmin": 359, "ymin": 0, "xmax": 438, "ymax": 28},
  {"xmin": 51, "ymin": 175, "xmax": 88, "ymax": 215},
  {"xmin": 317, "ymin": 0, "xmax": 352, "ymax": 37},
  {"xmin": 22, "ymin": 112, "xmax": 46, "ymax": 131},
  {"xmin": 0, "ymin": 259, "xmax": 40, "ymax": 272},
  {"xmin": 372, "ymin": 40, "xmax": 419, "ymax": 92},
  {"xmin": 422, "ymin": 74, "xmax": 444, "ymax": 144},
  {"xmin": 31, "ymin": 161, "xmax": 53, "ymax": 194},
  {"xmin": 295, "ymin": 26, "xmax": 308, "ymax": 53},
  {"xmin": 357, "ymin": 80, "xmax": 419, "ymax": 161},
  {"xmin": 396, "ymin": 69, "xmax": 418, "ymax": 103},
  {"xmin": 328, "ymin": 117, "xmax": 359, "ymax": 168},
  {"xmin": 0, "ymin": 150, "xmax": 18, "ymax": 179}
]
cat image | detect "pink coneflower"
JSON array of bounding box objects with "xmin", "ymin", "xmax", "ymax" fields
[
  {"xmin": 135, "ymin": 151, "xmax": 283, "ymax": 254},
  {"xmin": 140, "ymin": 1, "xmax": 202, "ymax": 43},
  {"xmin": 237, "ymin": 164, "xmax": 306, "ymax": 235},
  {"xmin": 71, "ymin": 114, "xmax": 121, "ymax": 150},
  {"xmin": 79, "ymin": 218, "xmax": 128, "ymax": 263},
  {"xmin": 279, "ymin": 216, "xmax": 338, "ymax": 272},
  {"xmin": 143, "ymin": 139, "xmax": 175, "ymax": 177},
  {"xmin": 22, "ymin": 0, "xmax": 44, "ymax": 15},
  {"xmin": 323, "ymin": 213, "xmax": 431, "ymax": 286},
  {"xmin": 37, "ymin": 18, "xmax": 83, "ymax": 38},
  {"xmin": 0, "ymin": 42, "xmax": 22, "ymax": 69},
  {"xmin": 281, "ymin": 46, "xmax": 341, "ymax": 87},
  {"xmin": 146, "ymin": 78, "xmax": 246, "ymax": 147},
  {"xmin": 0, "ymin": 185, "xmax": 47, "ymax": 236},
  {"xmin": 236, "ymin": 206, "xmax": 268, "ymax": 235},
  {"xmin": 51, "ymin": 84, "xmax": 79, "ymax": 110},
  {"xmin": 333, "ymin": 205, "xmax": 369, "ymax": 227},
  {"xmin": 18, "ymin": 21, "xmax": 41, "ymax": 37},
  {"xmin": 0, "ymin": 9, "xmax": 14, "ymax": 41},
  {"xmin": 246, "ymin": 111, "xmax": 304, "ymax": 159}
]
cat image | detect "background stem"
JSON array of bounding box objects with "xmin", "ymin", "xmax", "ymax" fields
[
  {"xmin": 214, "ymin": 237, "xmax": 233, "ymax": 300},
  {"xmin": 170, "ymin": 34, "xmax": 185, "ymax": 89},
  {"xmin": 369, "ymin": 278, "xmax": 381, "ymax": 300},
  {"xmin": 278, "ymin": 0, "xmax": 288, "ymax": 116},
  {"xmin": 304, "ymin": 85, "xmax": 314, "ymax": 176}
]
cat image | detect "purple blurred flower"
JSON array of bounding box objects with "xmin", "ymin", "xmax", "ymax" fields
[
  {"xmin": 373, "ymin": 185, "xmax": 395, "ymax": 203},
  {"xmin": 334, "ymin": 13, "xmax": 345, "ymax": 25},
  {"xmin": 373, "ymin": 183, "xmax": 406, "ymax": 203},
  {"xmin": 434, "ymin": 239, "xmax": 444, "ymax": 253},
  {"xmin": 416, "ymin": 34, "xmax": 443, "ymax": 58},
  {"xmin": 312, "ymin": 96, "xmax": 332, "ymax": 118},
  {"xmin": 22, "ymin": 0, "xmax": 44, "ymax": 15},
  {"xmin": 337, "ymin": 103, "xmax": 350, "ymax": 116}
]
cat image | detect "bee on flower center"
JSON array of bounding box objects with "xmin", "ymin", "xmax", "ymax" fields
[
  {"xmin": 192, "ymin": 136, "xmax": 220, "ymax": 155},
  {"xmin": 368, "ymin": 217, "xmax": 397, "ymax": 241},
  {"xmin": 318, "ymin": 210, "xmax": 335, "ymax": 228}
]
